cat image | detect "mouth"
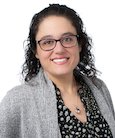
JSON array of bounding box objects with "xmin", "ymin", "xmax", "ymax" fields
[{"xmin": 51, "ymin": 57, "xmax": 69, "ymax": 64}]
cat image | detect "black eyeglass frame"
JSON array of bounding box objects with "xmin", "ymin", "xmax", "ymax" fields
[{"xmin": 36, "ymin": 34, "xmax": 79, "ymax": 51}]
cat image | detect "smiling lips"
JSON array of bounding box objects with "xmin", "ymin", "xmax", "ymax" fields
[{"xmin": 51, "ymin": 57, "xmax": 69, "ymax": 65}]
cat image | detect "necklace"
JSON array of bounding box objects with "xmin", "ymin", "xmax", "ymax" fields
[{"xmin": 75, "ymin": 107, "xmax": 81, "ymax": 114}]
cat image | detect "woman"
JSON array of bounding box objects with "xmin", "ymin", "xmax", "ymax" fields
[{"xmin": 0, "ymin": 4, "xmax": 115, "ymax": 138}]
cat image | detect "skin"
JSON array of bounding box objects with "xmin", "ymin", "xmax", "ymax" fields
[{"xmin": 35, "ymin": 16, "xmax": 87, "ymax": 123}]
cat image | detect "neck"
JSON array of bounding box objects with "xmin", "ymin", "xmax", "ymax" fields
[{"xmin": 45, "ymin": 72, "xmax": 78, "ymax": 95}]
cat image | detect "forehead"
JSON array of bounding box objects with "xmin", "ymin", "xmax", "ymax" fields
[{"xmin": 36, "ymin": 16, "xmax": 77, "ymax": 39}]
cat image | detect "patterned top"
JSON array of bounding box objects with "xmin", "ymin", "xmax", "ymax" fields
[{"xmin": 55, "ymin": 78, "xmax": 113, "ymax": 138}]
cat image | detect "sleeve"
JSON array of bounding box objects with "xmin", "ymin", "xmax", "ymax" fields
[
  {"xmin": 0, "ymin": 87, "xmax": 21, "ymax": 138},
  {"xmin": 100, "ymin": 80, "xmax": 115, "ymax": 119},
  {"xmin": 93, "ymin": 78, "xmax": 115, "ymax": 119}
]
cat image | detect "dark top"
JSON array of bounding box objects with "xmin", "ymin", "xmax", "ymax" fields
[{"xmin": 55, "ymin": 79, "xmax": 113, "ymax": 138}]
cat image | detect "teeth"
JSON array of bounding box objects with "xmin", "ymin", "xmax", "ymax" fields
[{"xmin": 53, "ymin": 58, "xmax": 67, "ymax": 63}]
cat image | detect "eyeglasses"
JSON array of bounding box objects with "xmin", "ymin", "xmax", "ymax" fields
[{"xmin": 36, "ymin": 35, "xmax": 79, "ymax": 51}]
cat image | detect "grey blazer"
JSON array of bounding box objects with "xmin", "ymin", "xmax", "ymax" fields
[{"xmin": 0, "ymin": 68, "xmax": 115, "ymax": 138}]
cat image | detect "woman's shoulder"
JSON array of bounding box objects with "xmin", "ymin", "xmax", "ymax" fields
[
  {"xmin": 91, "ymin": 77, "xmax": 105, "ymax": 89},
  {"xmin": 83, "ymin": 75, "xmax": 108, "ymax": 90},
  {"xmin": 83, "ymin": 75, "xmax": 112, "ymax": 102},
  {"xmin": 0, "ymin": 83, "xmax": 37, "ymax": 109},
  {"xmin": 88, "ymin": 77, "xmax": 115, "ymax": 116},
  {"xmin": 4, "ymin": 83, "xmax": 34, "ymax": 97},
  {"xmin": 91, "ymin": 77, "xmax": 111, "ymax": 96}
]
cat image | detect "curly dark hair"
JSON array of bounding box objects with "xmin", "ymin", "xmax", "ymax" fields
[{"xmin": 22, "ymin": 4, "xmax": 98, "ymax": 82}]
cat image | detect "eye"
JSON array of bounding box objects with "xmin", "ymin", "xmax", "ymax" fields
[
  {"xmin": 40, "ymin": 39, "xmax": 55, "ymax": 46},
  {"xmin": 63, "ymin": 36, "xmax": 73, "ymax": 43}
]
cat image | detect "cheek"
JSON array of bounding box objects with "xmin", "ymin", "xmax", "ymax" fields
[
  {"xmin": 35, "ymin": 47, "xmax": 47, "ymax": 60},
  {"xmin": 36, "ymin": 48, "xmax": 51, "ymax": 65},
  {"xmin": 72, "ymin": 47, "xmax": 81, "ymax": 58},
  {"xmin": 36, "ymin": 53, "xmax": 47, "ymax": 68}
]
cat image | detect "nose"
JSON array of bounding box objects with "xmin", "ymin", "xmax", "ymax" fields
[{"xmin": 54, "ymin": 41, "xmax": 65, "ymax": 52}]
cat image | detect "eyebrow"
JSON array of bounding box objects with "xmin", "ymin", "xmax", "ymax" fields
[
  {"xmin": 61, "ymin": 32, "xmax": 76, "ymax": 36},
  {"xmin": 39, "ymin": 32, "xmax": 76, "ymax": 40}
]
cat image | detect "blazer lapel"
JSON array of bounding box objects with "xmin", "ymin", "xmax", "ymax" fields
[{"xmin": 32, "ymin": 69, "xmax": 61, "ymax": 138}]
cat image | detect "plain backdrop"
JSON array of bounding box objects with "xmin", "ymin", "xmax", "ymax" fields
[{"xmin": 0, "ymin": 0, "xmax": 115, "ymax": 107}]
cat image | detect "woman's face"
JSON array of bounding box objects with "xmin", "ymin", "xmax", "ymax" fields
[{"xmin": 35, "ymin": 16, "xmax": 81, "ymax": 78}]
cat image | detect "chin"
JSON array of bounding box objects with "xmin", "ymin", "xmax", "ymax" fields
[{"xmin": 52, "ymin": 70, "xmax": 72, "ymax": 77}]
